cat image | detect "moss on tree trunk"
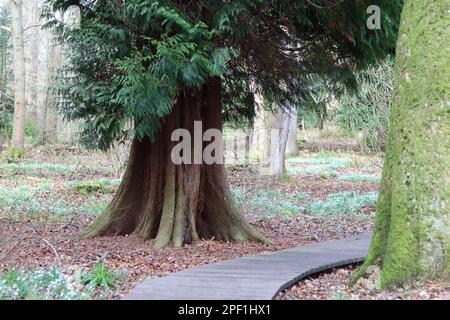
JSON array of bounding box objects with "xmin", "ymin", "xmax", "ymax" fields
[
  {"xmin": 354, "ymin": 0, "xmax": 450, "ymax": 288},
  {"xmin": 85, "ymin": 78, "xmax": 268, "ymax": 249}
]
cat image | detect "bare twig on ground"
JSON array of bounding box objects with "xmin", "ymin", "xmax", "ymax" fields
[{"xmin": 0, "ymin": 236, "xmax": 61, "ymax": 266}]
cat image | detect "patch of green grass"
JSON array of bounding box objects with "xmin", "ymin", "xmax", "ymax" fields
[
  {"xmin": 95, "ymin": 178, "xmax": 122, "ymax": 186},
  {"xmin": 0, "ymin": 183, "xmax": 108, "ymax": 219},
  {"xmin": 232, "ymin": 188, "xmax": 304, "ymax": 219},
  {"xmin": 70, "ymin": 179, "xmax": 121, "ymax": 195},
  {"xmin": 81, "ymin": 262, "xmax": 124, "ymax": 291},
  {"xmin": 0, "ymin": 183, "xmax": 52, "ymax": 212},
  {"xmin": 320, "ymin": 172, "xmax": 338, "ymax": 180},
  {"xmin": 74, "ymin": 182, "xmax": 105, "ymax": 195},
  {"xmin": 253, "ymin": 189, "xmax": 304, "ymax": 218},
  {"xmin": 3, "ymin": 147, "xmax": 25, "ymax": 163},
  {"xmin": 233, "ymin": 187, "xmax": 377, "ymax": 221},
  {"xmin": 231, "ymin": 187, "xmax": 246, "ymax": 208},
  {"xmin": 337, "ymin": 174, "xmax": 380, "ymax": 183},
  {"xmin": 0, "ymin": 162, "xmax": 110, "ymax": 175},
  {"xmin": 306, "ymin": 191, "xmax": 378, "ymax": 216},
  {"xmin": 2, "ymin": 163, "xmax": 79, "ymax": 173},
  {"xmin": 330, "ymin": 292, "xmax": 350, "ymax": 300},
  {"xmin": 286, "ymin": 164, "xmax": 342, "ymax": 175},
  {"xmin": 72, "ymin": 178, "xmax": 121, "ymax": 187},
  {"xmin": 0, "ymin": 268, "xmax": 93, "ymax": 300},
  {"xmin": 287, "ymin": 156, "xmax": 352, "ymax": 166},
  {"xmin": 295, "ymin": 192, "xmax": 310, "ymax": 202},
  {"xmin": 79, "ymin": 202, "xmax": 109, "ymax": 215},
  {"xmin": 286, "ymin": 156, "xmax": 353, "ymax": 176},
  {"xmin": 72, "ymin": 182, "xmax": 111, "ymax": 195}
]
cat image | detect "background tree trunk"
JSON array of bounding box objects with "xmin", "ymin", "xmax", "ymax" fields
[
  {"xmin": 268, "ymin": 107, "xmax": 290, "ymax": 178},
  {"xmin": 0, "ymin": 15, "xmax": 12, "ymax": 150},
  {"xmin": 85, "ymin": 78, "xmax": 268, "ymax": 249},
  {"xmin": 1, "ymin": 99, "xmax": 10, "ymax": 149},
  {"xmin": 286, "ymin": 108, "xmax": 298, "ymax": 156},
  {"xmin": 26, "ymin": 2, "xmax": 40, "ymax": 124},
  {"xmin": 354, "ymin": 0, "xmax": 449, "ymax": 288},
  {"xmin": 11, "ymin": 0, "xmax": 26, "ymax": 151},
  {"xmin": 250, "ymin": 98, "xmax": 293, "ymax": 178},
  {"xmin": 41, "ymin": 33, "xmax": 61, "ymax": 144},
  {"xmin": 249, "ymin": 91, "xmax": 268, "ymax": 167}
]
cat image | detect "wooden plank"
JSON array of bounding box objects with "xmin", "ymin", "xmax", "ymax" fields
[{"xmin": 123, "ymin": 232, "xmax": 371, "ymax": 300}]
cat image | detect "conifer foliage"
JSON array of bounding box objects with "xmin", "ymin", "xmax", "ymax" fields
[
  {"xmin": 43, "ymin": 0, "xmax": 402, "ymax": 248},
  {"xmin": 44, "ymin": 0, "xmax": 401, "ymax": 149}
]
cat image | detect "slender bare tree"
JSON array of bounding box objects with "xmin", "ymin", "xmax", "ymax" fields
[
  {"xmin": 10, "ymin": 0, "xmax": 25, "ymax": 152},
  {"xmin": 42, "ymin": 34, "xmax": 61, "ymax": 144},
  {"xmin": 26, "ymin": 1, "xmax": 40, "ymax": 124},
  {"xmin": 286, "ymin": 108, "xmax": 298, "ymax": 156}
]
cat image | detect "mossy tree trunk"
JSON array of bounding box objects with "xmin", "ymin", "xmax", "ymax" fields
[
  {"xmin": 85, "ymin": 78, "xmax": 268, "ymax": 249},
  {"xmin": 354, "ymin": 0, "xmax": 449, "ymax": 288}
]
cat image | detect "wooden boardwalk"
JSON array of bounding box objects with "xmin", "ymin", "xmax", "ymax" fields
[{"xmin": 123, "ymin": 232, "xmax": 372, "ymax": 300}]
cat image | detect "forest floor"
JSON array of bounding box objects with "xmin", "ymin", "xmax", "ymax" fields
[
  {"xmin": 0, "ymin": 141, "xmax": 446, "ymax": 300},
  {"xmin": 276, "ymin": 264, "xmax": 450, "ymax": 300}
]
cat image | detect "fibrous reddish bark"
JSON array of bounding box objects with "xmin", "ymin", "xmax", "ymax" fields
[{"xmin": 85, "ymin": 79, "xmax": 268, "ymax": 248}]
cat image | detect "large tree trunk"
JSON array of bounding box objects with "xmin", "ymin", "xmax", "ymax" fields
[
  {"xmin": 354, "ymin": 0, "xmax": 449, "ymax": 288},
  {"xmin": 11, "ymin": 0, "xmax": 26, "ymax": 151},
  {"xmin": 85, "ymin": 78, "xmax": 268, "ymax": 248}
]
